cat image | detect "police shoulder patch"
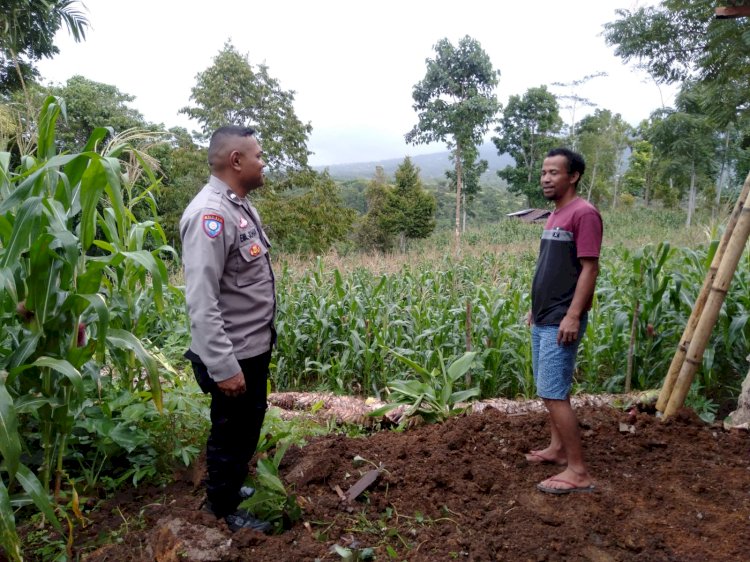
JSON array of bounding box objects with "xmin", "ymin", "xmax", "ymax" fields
[{"xmin": 202, "ymin": 214, "xmax": 224, "ymax": 238}]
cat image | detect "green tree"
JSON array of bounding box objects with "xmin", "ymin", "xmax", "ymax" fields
[
  {"xmin": 180, "ymin": 41, "xmax": 312, "ymax": 173},
  {"xmin": 648, "ymin": 96, "xmax": 717, "ymax": 226},
  {"xmin": 356, "ymin": 167, "xmax": 394, "ymax": 252},
  {"xmin": 444, "ymin": 145, "xmax": 488, "ymax": 230},
  {"xmin": 575, "ymin": 109, "xmax": 631, "ymax": 205},
  {"xmin": 622, "ymin": 138, "xmax": 659, "ymax": 205},
  {"xmin": 603, "ymin": 0, "xmax": 750, "ymax": 127},
  {"xmin": 0, "ymin": 0, "xmax": 88, "ymax": 96},
  {"xmin": 493, "ymin": 86, "xmax": 562, "ymax": 206},
  {"xmin": 254, "ymin": 170, "xmax": 356, "ymax": 254},
  {"xmin": 47, "ymin": 75, "xmax": 147, "ymax": 151},
  {"xmin": 151, "ymin": 127, "xmax": 208, "ymax": 249},
  {"xmin": 383, "ymin": 157, "xmax": 436, "ymax": 250},
  {"xmin": 406, "ymin": 36, "xmax": 500, "ymax": 251}
]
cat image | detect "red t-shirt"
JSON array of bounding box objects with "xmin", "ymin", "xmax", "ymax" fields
[{"xmin": 531, "ymin": 197, "xmax": 603, "ymax": 325}]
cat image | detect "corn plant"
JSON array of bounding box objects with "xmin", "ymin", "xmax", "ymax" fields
[{"xmin": 0, "ymin": 96, "xmax": 175, "ymax": 559}]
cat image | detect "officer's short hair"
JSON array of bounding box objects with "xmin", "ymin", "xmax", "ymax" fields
[
  {"xmin": 546, "ymin": 147, "xmax": 585, "ymax": 188},
  {"xmin": 208, "ymin": 126, "xmax": 257, "ymax": 167}
]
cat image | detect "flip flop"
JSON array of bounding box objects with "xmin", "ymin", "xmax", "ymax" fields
[
  {"xmin": 536, "ymin": 477, "xmax": 595, "ymax": 495},
  {"xmin": 524, "ymin": 452, "xmax": 567, "ymax": 465}
]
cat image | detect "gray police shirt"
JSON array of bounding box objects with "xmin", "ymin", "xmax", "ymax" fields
[{"xmin": 180, "ymin": 175, "xmax": 276, "ymax": 382}]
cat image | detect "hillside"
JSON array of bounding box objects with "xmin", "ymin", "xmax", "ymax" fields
[{"xmin": 317, "ymin": 142, "xmax": 514, "ymax": 182}]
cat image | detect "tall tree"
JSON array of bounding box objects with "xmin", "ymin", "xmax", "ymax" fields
[
  {"xmin": 493, "ymin": 86, "xmax": 562, "ymax": 206},
  {"xmin": 180, "ymin": 41, "xmax": 312, "ymax": 173},
  {"xmin": 550, "ymin": 72, "xmax": 607, "ymax": 146},
  {"xmin": 603, "ymin": 0, "xmax": 750, "ymax": 127},
  {"xmin": 622, "ymin": 138, "xmax": 659, "ymax": 206},
  {"xmin": 406, "ymin": 35, "xmax": 500, "ymax": 252},
  {"xmin": 0, "ymin": 0, "xmax": 88, "ymax": 96},
  {"xmin": 47, "ymin": 75, "xmax": 146, "ymax": 151},
  {"xmin": 382, "ymin": 157, "xmax": 436, "ymax": 250},
  {"xmin": 575, "ymin": 109, "xmax": 631, "ymax": 205},
  {"xmin": 648, "ymin": 89, "xmax": 717, "ymax": 226},
  {"xmin": 444, "ymin": 144, "xmax": 488, "ymax": 231}
]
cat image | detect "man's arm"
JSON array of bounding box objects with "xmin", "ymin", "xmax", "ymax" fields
[
  {"xmin": 557, "ymin": 257, "xmax": 599, "ymax": 345},
  {"xmin": 181, "ymin": 209, "xmax": 242, "ymax": 383}
]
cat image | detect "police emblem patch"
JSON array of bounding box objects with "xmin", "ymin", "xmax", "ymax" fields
[
  {"xmin": 249, "ymin": 243, "xmax": 262, "ymax": 257},
  {"xmin": 202, "ymin": 214, "xmax": 224, "ymax": 238}
]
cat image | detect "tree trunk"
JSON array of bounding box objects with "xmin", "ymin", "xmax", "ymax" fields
[
  {"xmin": 462, "ymin": 191, "xmax": 467, "ymax": 233},
  {"xmin": 686, "ymin": 163, "xmax": 696, "ymax": 227},
  {"xmin": 586, "ymin": 158, "xmax": 598, "ymax": 202},
  {"xmin": 455, "ymin": 144, "xmax": 463, "ymax": 257},
  {"xmin": 715, "ymin": 130, "xmax": 731, "ymax": 217},
  {"xmin": 612, "ymin": 175, "xmax": 620, "ymax": 210}
]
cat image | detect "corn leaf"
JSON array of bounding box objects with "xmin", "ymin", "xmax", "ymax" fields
[
  {"xmin": 16, "ymin": 463, "xmax": 63, "ymax": 533},
  {"xmin": 0, "ymin": 478, "xmax": 22, "ymax": 562},
  {"xmin": 32, "ymin": 358, "xmax": 84, "ymax": 398},
  {"xmin": 106, "ymin": 329, "xmax": 163, "ymax": 411},
  {"xmin": 0, "ymin": 379, "xmax": 21, "ymax": 480}
]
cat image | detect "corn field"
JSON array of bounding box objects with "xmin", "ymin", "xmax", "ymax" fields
[
  {"xmin": 1, "ymin": 98, "xmax": 749, "ymax": 560},
  {"xmin": 273, "ymin": 239, "xmax": 750, "ymax": 409}
]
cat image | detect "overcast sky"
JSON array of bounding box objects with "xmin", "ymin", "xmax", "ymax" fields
[{"xmin": 37, "ymin": 0, "xmax": 673, "ymax": 167}]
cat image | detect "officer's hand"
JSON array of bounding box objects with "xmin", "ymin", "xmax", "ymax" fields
[{"xmin": 217, "ymin": 372, "xmax": 246, "ymax": 397}]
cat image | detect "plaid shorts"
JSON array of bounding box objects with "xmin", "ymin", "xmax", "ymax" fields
[{"xmin": 531, "ymin": 316, "xmax": 587, "ymax": 400}]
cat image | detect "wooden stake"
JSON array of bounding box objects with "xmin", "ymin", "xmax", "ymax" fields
[
  {"xmin": 663, "ymin": 184, "xmax": 750, "ymax": 418},
  {"xmin": 657, "ymin": 175, "xmax": 750, "ymax": 412}
]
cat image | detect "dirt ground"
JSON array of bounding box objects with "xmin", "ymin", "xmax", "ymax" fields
[{"xmin": 37, "ymin": 400, "xmax": 750, "ymax": 562}]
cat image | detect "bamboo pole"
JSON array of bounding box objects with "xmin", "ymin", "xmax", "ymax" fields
[
  {"xmin": 657, "ymin": 175, "xmax": 750, "ymax": 412},
  {"xmin": 663, "ymin": 183, "xmax": 750, "ymax": 418}
]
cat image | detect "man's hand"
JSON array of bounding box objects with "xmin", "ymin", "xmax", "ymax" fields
[
  {"xmin": 217, "ymin": 371, "xmax": 246, "ymax": 397},
  {"xmin": 557, "ymin": 314, "xmax": 580, "ymax": 345}
]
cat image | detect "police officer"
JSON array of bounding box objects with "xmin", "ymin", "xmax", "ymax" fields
[{"xmin": 180, "ymin": 126, "xmax": 275, "ymax": 533}]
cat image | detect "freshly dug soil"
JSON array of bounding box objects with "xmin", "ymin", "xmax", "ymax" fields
[{"xmin": 43, "ymin": 403, "xmax": 750, "ymax": 561}]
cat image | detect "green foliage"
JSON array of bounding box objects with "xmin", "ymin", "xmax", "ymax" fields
[
  {"xmin": 0, "ymin": 0, "xmax": 88, "ymax": 95},
  {"xmin": 0, "ymin": 96, "xmax": 178, "ymax": 556},
  {"xmin": 151, "ymin": 127, "xmax": 208, "ymax": 250},
  {"xmin": 367, "ymin": 158, "xmax": 437, "ymax": 252},
  {"xmin": 46, "ymin": 75, "xmax": 147, "ymax": 151},
  {"xmin": 444, "ymin": 144, "xmax": 488, "ymax": 218},
  {"xmin": 372, "ymin": 350, "xmax": 481, "ymax": 424},
  {"xmin": 493, "ymin": 86, "xmax": 562, "ymax": 206},
  {"xmin": 255, "ymin": 170, "xmax": 356, "ymax": 254},
  {"xmin": 603, "ymin": 0, "xmax": 750, "ymax": 127},
  {"xmin": 622, "ymin": 139, "xmax": 657, "ymax": 202},
  {"xmin": 406, "ymin": 35, "xmax": 500, "ymax": 236},
  {"xmin": 180, "ymin": 40, "xmax": 312, "ymax": 172},
  {"xmin": 575, "ymin": 108, "xmax": 631, "ymax": 205},
  {"xmin": 406, "ymin": 36, "xmax": 500, "ymax": 147},
  {"xmin": 241, "ymin": 441, "xmax": 302, "ymax": 534}
]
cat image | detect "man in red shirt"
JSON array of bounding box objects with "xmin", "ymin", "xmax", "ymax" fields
[{"xmin": 526, "ymin": 148, "xmax": 602, "ymax": 494}]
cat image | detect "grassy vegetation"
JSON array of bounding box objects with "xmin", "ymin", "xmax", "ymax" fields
[
  {"xmin": 272, "ymin": 207, "xmax": 748, "ymax": 417},
  {"xmin": 3, "ymin": 101, "xmax": 747, "ymax": 558}
]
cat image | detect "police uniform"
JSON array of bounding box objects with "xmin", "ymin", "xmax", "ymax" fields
[{"xmin": 180, "ymin": 175, "xmax": 276, "ymax": 518}]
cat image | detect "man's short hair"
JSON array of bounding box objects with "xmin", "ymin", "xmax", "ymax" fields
[
  {"xmin": 547, "ymin": 147, "xmax": 585, "ymax": 188},
  {"xmin": 208, "ymin": 126, "xmax": 257, "ymax": 167}
]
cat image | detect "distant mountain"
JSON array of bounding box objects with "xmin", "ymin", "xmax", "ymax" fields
[{"xmin": 317, "ymin": 142, "xmax": 514, "ymax": 182}]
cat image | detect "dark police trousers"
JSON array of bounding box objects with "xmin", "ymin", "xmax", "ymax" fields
[{"xmin": 187, "ymin": 349, "xmax": 270, "ymax": 518}]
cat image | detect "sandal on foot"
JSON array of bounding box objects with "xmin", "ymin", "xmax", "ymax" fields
[{"xmin": 537, "ymin": 477, "xmax": 595, "ymax": 495}]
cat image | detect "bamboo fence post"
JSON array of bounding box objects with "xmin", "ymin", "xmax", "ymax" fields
[
  {"xmin": 663, "ymin": 183, "xmax": 750, "ymax": 418},
  {"xmin": 656, "ymin": 174, "xmax": 750, "ymax": 412}
]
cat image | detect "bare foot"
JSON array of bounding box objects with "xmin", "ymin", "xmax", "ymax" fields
[{"xmin": 524, "ymin": 448, "xmax": 567, "ymax": 466}]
